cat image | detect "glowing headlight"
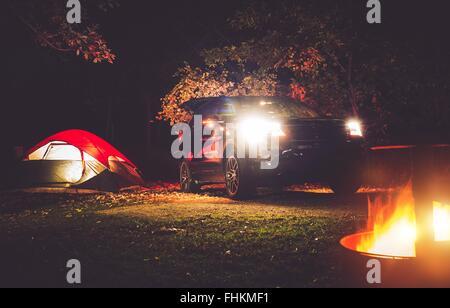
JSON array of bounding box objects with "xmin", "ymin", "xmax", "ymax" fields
[
  {"xmin": 346, "ymin": 120, "xmax": 363, "ymax": 137},
  {"xmin": 239, "ymin": 117, "xmax": 285, "ymax": 143}
]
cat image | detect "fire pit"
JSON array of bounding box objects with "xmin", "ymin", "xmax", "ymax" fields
[{"xmin": 340, "ymin": 144, "xmax": 450, "ymax": 287}]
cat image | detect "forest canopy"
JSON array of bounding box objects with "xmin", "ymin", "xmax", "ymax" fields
[{"xmin": 159, "ymin": 1, "xmax": 449, "ymax": 144}]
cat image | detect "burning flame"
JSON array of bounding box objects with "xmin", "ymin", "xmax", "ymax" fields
[
  {"xmin": 355, "ymin": 183, "xmax": 450, "ymax": 258},
  {"xmin": 357, "ymin": 184, "xmax": 417, "ymax": 258}
]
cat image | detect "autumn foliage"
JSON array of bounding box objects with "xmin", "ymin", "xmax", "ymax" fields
[
  {"xmin": 11, "ymin": 0, "xmax": 117, "ymax": 64},
  {"xmin": 159, "ymin": 65, "xmax": 278, "ymax": 125},
  {"xmin": 159, "ymin": 45, "xmax": 331, "ymax": 124},
  {"xmin": 159, "ymin": 2, "xmax": 360, "ymax": 124}
]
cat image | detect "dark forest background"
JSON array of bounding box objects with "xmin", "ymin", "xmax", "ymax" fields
[{"xmin": 0, "ymin": 0, "xmax": 449, "ymax": 186}]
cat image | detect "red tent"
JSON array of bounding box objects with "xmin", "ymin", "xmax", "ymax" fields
[{"xmin": 20, "ymin": 130, "xmax": 144, "ymax": 191}]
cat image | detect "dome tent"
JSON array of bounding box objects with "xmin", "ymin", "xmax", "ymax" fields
[{"xmin": 19, "ymin": 130, "xmax": 144, "ymax": 192}]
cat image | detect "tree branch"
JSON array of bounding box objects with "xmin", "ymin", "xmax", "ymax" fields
[
  {"xmin": 17, "ymin": 15, "xmax": 72, "ymax": 53},
  {"xmin": 8, "ymin": 0, "xmax": 72, "ymax": 53},
  {"xmin": 324, "ymin": 50, "xmax": 346, "ymax": 74}
]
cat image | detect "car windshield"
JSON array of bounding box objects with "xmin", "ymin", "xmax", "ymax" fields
[{"xmin": 235, "ymin": 99, "xmax": 319, "ymax": 119}]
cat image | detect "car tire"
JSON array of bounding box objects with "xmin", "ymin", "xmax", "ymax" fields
[
  {"xmin": 225, "ymin": 156, "xmax": 256, "ymax": 199},
  {"xmin": 179, "ymin": 160, "xmax": 201, "ymax": 193}
]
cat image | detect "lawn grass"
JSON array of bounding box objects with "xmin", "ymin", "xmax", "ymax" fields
[{"xmin": 0, "ymin": 188, "xmax": 367, "ymax": 287}]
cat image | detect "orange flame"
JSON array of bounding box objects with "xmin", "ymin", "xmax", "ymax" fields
[
  {"xmin": 357, "ymin": 184, "xmax": 417, "ymax": 258},
  {"xmin": 355, "ymin": 183, "xmax": 450, "ymax": 258}
]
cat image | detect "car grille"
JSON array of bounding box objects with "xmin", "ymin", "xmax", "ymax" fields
[{"xmin": 285, "ymin": 121, "xmax": 347, "ymax": 142}]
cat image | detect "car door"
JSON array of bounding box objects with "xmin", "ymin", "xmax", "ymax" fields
[{"xmin": 190, "ymin": 102, "xmax": 231, "ymax": 183}]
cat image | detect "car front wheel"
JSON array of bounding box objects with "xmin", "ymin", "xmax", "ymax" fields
[{"xmin": 225, "ymin": 157, "xmax": 256, "ymax": 199}]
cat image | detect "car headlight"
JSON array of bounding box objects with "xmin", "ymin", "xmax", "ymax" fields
[
  {"xmin": 346, "ymin": 120, "xmax": 363, "ymax": 137},
  {"xmin": 239, "ymin": 117, "xmax": 285, "ymax": 144}
]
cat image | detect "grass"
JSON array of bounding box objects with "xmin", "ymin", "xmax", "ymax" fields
[{"xmin": 0, "ymin": 187, "xmax": 367, "ymax": 287}]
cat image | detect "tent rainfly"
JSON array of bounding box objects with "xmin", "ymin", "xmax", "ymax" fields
[{"xmin": 19, "ymin": 130, "xmax": 144, "ymax": 192}]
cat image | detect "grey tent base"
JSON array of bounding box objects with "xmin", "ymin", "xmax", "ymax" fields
[
  {"xmin": 17, "ymin": 170, "xmax": 134, "ymax": 193},
  {"xmin": 17, "ymin": 160, "xmax": 142, "ymax": 193},
  {"xmin": 76, "ymin": 170, "xmax": 134, "ymax": 192}
]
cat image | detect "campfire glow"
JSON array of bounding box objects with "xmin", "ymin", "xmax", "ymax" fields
[
  {"xmin": 356, "ymin": 184, "xmax": 417, "ymax": 258},
  {"xmin": 433, "ymin": 201, "xmax": 450, "ymax": 242},
  {"xmin": 349, "ymin": 184, "xmax": 450, "ymax": 258}
]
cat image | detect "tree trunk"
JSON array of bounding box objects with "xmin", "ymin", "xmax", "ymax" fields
[{"xmin": 347, "ymin": 54, "xmax": 359, "ymax": 117}]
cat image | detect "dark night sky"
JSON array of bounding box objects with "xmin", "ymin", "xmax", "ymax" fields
[{"xmin": 1, "ymin": 0, "xmax": 449, "ymax": 169}]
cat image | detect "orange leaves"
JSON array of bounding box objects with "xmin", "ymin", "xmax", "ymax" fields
[
  {"xmin": 68, "ymin": 27, "xmax": 116, "ymax": 64},
  {"xmin": 158, "ymin": 65, "xmax": 234, "ymax": 125},
  {"xmin": 230, "ymin": 74, "xmax": 277, "ymax": 97},
  {"xmin": 158, "ymin": 65, "xmax": 277, "ymax": 124},
  {"xmin": 289, "ymin": 82, "xmax": 307, "ymax": 102},
  {"xmin": 158, "ymin": 65, "xmax": 229, "ymax": 125},
  {"xmin": 21, "ymin": 0, "xmax": 116, "ymax": 64},
  {"xmin": 36, "ymin": 23, "xmax": 116, "ymax": 64},
  {"xmin": 283, "ymin": 47, "xmax": 325, "ymax": 78}
]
